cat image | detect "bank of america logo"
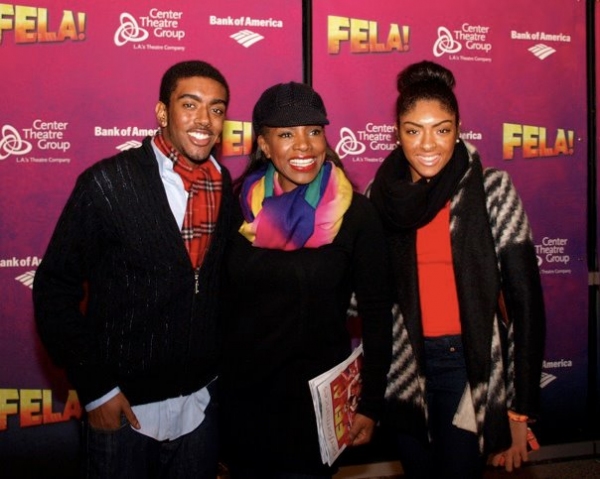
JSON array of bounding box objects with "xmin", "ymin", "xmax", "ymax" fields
[
  {"xmin": 230, "ymin": 30, "xmax": 264, "ymax": 48},
  {"xmin": 16, "ymin": 271, "xmax": 35, "ymax": 289},
  {"xmin": 528, "ymin": 43, "xmax": 556, "ymax": 60},
  {"xmin": 116, "ymin": 140, "xmax": 142, "ymax": 151},
  {"xmin": 540, "ymin": 371, "xmax": 557, "ymax": 388}
]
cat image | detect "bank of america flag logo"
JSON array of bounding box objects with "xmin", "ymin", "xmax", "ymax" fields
[
  {"xmin": 528, "ymin": 43, "xmax": 556, "ymax": 60},
  {"xmin": 230, "ymin": 30, "xmax": 264, "ymax": 48},
  {"xmin": 540, "ymin": 371, "xmax": 557, "ymax": 388},
  {"xmin": 16, "ymin": 271, "xmax": 35, "ymax": 289},
  {"xmin": 117, "ymin": 140, "xmax": 142, "ymax": 151}
]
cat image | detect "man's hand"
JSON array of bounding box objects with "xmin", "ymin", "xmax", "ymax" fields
[
  {"xmin": 348, "ymin": 413, "xmax": 375, "ymax": 446},
  {"xmin": 87, "ymin": 392, "xmax": 140, "ymax": 430}
]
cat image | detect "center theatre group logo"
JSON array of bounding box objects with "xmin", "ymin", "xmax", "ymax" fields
[
  {"xmin": 432, "ymin": 23, "xmax": 492, "ymax": 59},
  {"xmin": 433, "ymin": 26, "xmax": 462, "ymax": 57},
  {"xmin": 335, "ymin": 127, "xmax": 366, "ymax": 159},
  {"xmin": 0, "ymin": 125, "xmax": 32, "ymax": 160},
  {"xmin": 114, "ymin": 12, "xmax": 149, "ymax": 46},
  {"xmin": 113, "ymin": 8, "xmax": 185, "ymax": 47}
]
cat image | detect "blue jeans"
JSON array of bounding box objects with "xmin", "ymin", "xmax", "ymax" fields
[
  {"xmin": 396, "ymin": 335, "xmax": 484, "ymax": 479},
  {"xmin": 81, "ymin": 392, "xmax": 218, "ymax": 479}
]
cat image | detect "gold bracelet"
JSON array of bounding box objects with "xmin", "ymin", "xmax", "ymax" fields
[{"xmin": 508, "ymin": 410, "xmax": 529, "ymax": 422}]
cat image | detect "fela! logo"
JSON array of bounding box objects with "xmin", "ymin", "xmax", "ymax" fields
[
  {"xmin": 503, "ymin": 123, "xmax": 574, "ymax": 159},
  {"xmin": 327, "ymin": 15, "xmax": 409, "ymax": 54},
  {"xmin": 0, "ymin": 4, "xmax": 86, "ymax": 43}
]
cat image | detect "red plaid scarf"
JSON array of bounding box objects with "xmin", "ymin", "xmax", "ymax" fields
[{"xmin": 154, "ymin": 133, "xmax": 222, "ymax": 270}]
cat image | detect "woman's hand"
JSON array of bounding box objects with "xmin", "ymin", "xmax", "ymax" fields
[
  {"xmin": 348, "ymin": 413, "xmax": 375, "ymax": 446},
  {"xmin": 490, "ymin": 420, "xmax": 529, "ymax": 472}
]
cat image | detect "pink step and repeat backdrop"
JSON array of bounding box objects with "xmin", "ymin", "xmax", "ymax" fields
[{"xmin": 0, "ymin": 0, "xmax": 594, "ymax": 474}]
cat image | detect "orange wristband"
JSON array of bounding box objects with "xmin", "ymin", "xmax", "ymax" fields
[
  {"xmin": 507, "ymin": 410, "xmax": 529, "ymax": 422},
  {"xmin": 527, "ymin": 428, "xmax": 540, "ymax": 451}
]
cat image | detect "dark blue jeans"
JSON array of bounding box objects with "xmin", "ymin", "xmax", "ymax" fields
[
  {"xmin": 396, "ymin": 335, "xmax": 484, "ymax": 479},
  {"xmin": 81, "ymin": 392, "xmax": 218, "ymax": 479}
]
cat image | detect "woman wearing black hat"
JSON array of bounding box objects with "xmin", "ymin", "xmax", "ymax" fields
[{"xmin": 218, "ymin": 82, "xmax": 392, "ymax": 479}]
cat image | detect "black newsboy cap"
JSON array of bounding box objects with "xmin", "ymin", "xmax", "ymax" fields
[{"xmin": 252, "ymin": 82, "xmax": 330, "ymax": 134}]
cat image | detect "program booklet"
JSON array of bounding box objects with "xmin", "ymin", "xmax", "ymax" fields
[{"xmin": 308, "ymin": 343, "xmax": 364, "ymax": 466}]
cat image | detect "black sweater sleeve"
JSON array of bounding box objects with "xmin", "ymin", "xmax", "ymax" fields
[
  {"xmin": 33, "ymin": 168, "xmax": 118, "ymax": 405},
  {"xmin": 350, "ymin": 194, "xmax": 393, "ymax": 421}
]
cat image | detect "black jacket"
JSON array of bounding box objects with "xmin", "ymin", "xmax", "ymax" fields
[{"xmin": 33, "ymin": 137, "xmax": 233, "ymax": 406}]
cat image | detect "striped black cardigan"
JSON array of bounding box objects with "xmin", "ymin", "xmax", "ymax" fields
[{"xmin": 377, "ymin": 143, "xmax": 546, "ymax": 455}]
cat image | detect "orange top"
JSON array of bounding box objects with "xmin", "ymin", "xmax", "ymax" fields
[{"xmin": 416, "ymin": 203, "xmax": 461, "ymax": 337}]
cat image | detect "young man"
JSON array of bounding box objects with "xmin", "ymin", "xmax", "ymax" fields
[{"xmin": 33, "ymin": 60, "xmax": 233, "ymax": 478}]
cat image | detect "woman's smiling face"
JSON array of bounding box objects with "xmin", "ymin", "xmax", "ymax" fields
[
  {"xmin": 397, "ymin": 99, "xmax": 459, "ymax": 182},
  {"xmin": 258, "ymin": 125, "xmax": 327, "ymax": 192}
]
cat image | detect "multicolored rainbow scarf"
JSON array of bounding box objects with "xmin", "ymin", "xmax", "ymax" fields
[{"xmin": 239, "ymin": 161, "xmax": 353, "ymax": 250}]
